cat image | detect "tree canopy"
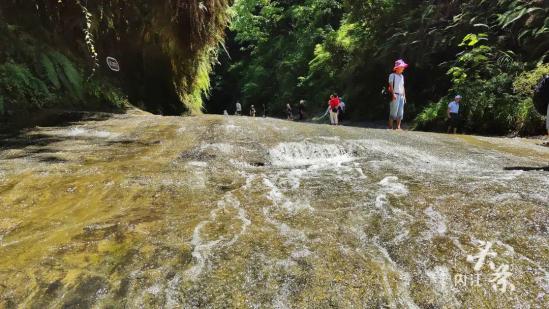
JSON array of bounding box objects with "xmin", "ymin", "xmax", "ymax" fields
[
  {"xmin": 1, "ymin": 0, "xmax": 548, "ymax": 135},
  {"xmin": 207, "ymin": 0, "xmax": 549, "ymax": 135}
]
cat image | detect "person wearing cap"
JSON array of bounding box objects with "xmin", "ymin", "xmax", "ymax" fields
[
  {"xmin": 447, "ymin": 95, "xmax": 462, "ymax": 134},
  {"xmin": 388, "ymin": 59, "xmax": 408, "ymax": 130}
]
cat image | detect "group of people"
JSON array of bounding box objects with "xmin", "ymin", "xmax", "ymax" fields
[
  {"xmin": 385, "ymin": 59, "xmax": 549, "ymax": 136},
  {"xmin": 386, "ymin": 59, "xmax": 462, "ymax": 133},
  {"xmin": 227, "ymin": 58, "xmax": 548, "ymax": 138},
  {"xmin": 230, "ymin": 102, "xmax": 259, "ymax": 117},
  {"xmin": 286, "ymin": 100, "xmax": 306, "ymax": 121}
]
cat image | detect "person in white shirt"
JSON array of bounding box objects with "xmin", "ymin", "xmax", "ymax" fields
[
  {"xmin": 388, "ymin": 59, "xmax": 408, "ymax": 130},
  {"xmin": 235, "ymin": 101, "xmax": 242, "ymax": 116},
  {"xmin": 447, "ymin": 95, "xmax": 462, "ymax": 134}
]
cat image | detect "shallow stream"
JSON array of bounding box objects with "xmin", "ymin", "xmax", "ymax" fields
[{"xmin": 0, "ymin": 113, "xmax": 547, "ymax": 308}]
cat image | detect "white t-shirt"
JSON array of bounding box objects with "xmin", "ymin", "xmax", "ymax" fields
[
  {"xmin": 448, "ymin": 101, "xmax": 460, "ymax": 114},
  {"xmin": 389, "ymin": 73, "xmax": 405, "ymax": 94},
  {"xmin": 236, "ymin": 103, "xmax": 242, "ymax": 111}
]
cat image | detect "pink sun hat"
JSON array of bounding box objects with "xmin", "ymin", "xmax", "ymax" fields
[{"xmin": 393, "ymin": 59, "xmax": 409, "ymax": 70}]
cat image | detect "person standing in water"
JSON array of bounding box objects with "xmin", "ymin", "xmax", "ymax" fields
[
  {"xmin": 298, "ymin": 100, "xmax": 305, "ymax": 121},
  {"xmin": 286, "ymin": 103, "xmax": 293, "ymax": 120},
  {"xmin": 338, "ymin": 95, "xmax": 346, "ymax": 124},
  {"xmin": 328, "ymin": 94, "xmax": 340, "ymax": 125},
  {"xmin": 249, "ymin": 105, "xmax": 256, "ymax": 117},
  {"xmin": 235, "ymin": 101, "xmax": 242, "ymax": 116},
  {"xmin": 388, "ymin": 59, "xmax": 408, "ymax": 130},
  {"xmin": 447, "ymin": 95, "xmax": 462, "ymax": 134}
]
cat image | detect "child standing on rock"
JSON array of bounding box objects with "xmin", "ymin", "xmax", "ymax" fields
[{"xmin": 388, "ymin": 59, "xmax": 408, "ymax": 130}]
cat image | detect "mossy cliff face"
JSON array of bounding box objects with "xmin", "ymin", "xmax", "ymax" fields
[
  {"xmin": 0, "ymin": 0, "xmax": 231, "ymax": 116},
  {"xmin": 0, "ymin": 113, "xmax": 547, "ymax": 307}
]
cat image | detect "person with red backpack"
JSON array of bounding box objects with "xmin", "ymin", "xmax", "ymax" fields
[{"xmin": 328, "ymin": 94, "xmax": 340, "ymax": 125}]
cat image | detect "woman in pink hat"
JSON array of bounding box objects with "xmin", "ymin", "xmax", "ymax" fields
[{"xmin": 388, "ymin": 59, "xmax": 408, "ymax": 130}]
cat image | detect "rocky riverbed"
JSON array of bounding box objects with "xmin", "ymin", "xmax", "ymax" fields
[{"xmin": 0, "ymin": 112, "xmax": 547, "ymax": 308}]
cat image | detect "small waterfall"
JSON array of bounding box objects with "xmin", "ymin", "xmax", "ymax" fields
[{"xmin": 269, "ymin": 142, "xmax": 358, "ymax": 168}]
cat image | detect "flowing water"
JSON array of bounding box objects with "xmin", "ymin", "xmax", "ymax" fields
[{"xmin": 0, "ymin": 112, "xmax": 548, "ymax": 308}]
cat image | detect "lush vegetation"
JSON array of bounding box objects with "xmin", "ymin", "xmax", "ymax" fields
[
  {"xmin": 0, "ymin": 20, "xmax": 127, "ymax": 117},
  {"xmin": 207, "ymin": 0, "xmax": 548, "ymax": 135},
  {"xmin": 1, "ymin": 0, "xmax": 547, "ymax": 135},
  {"xmin": 0, "ymin": 0, "xmax": 231, "ymax": 119}
]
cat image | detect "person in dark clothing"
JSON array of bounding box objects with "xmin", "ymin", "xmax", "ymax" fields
[
  {"xmin": 298, "ymin": 100, "xmax": 305, "ymax": 121},
  {"xmin": 337, "ymin": 96, "xmax": 346, "ymax": 124},
  {"xmin": 534, "ymin": 75, "xmax": 549, "ymax": 137}
]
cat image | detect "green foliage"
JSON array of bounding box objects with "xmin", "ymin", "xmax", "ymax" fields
[
  {"xmin": 1, "ymin": 0, "xmax": 232, "ymax": 116},
  {"xmin": 43, "ymin": 52, "xmax": 84, "ymax": 100},
  {"xmin": 212, "ymin": 0, "xmax": 548, "ymax": 135},
  {"xmin": 86, "ymin": 79, "xmax": 128, "ymax": 108},
  {"xmin": 0, "ymin": 62, "xmax": 52, "ymax": 109},
  {"xmin": 0, "ymin": 17, "xmax": 128, "ymax": 117},
  {"xmin": 226, "ymin": 0, "xmax": 344, "ymax": 114},
  {"xmin": 514, "ymin": 64, "xmax": 549, "ymax": 96},
  {"xmin": 416, "ymin": 62, "xmax": 545, "ymax": 135},
  {"xmin": 40, "ymin": 54, "xmax": 61, "ymax": 89}
]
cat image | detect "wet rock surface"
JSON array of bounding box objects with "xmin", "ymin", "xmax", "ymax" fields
[{"xmin": 0, "ymin": 113, "xmax": 548, "ymax": 308}]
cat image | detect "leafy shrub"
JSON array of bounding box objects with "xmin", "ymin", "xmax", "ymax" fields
[
  {"xmin": 514, "ymin": 63, "xmax": 549, "ymax": 97},
  {"xmin": 41, "ymin": 51, "xmax": 84, "ymax": 100},
  {"xmin": 0, "ymin": 62, "xmax": 52, "ymax": 110},
  {"xmin": 86, "ymin": 79, "xmax": 128, "ymax": 109},
  {"xmin": 0, "ymin": 19, "xmax": 127, "ymax": 117}
]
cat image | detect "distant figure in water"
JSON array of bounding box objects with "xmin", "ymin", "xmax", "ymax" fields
[
  {"xmin": 235, "ymin": 101, "xmax": 242, "ymax": 116},
  {"xmin": 338, "ymin": 95, "xmax": 346, "ymax": 124},
  {"xmin": 263, "ymin": 104, "xmax": 267, "ymax": 118},
  {"xmin": 447, "ymin": 95, "xmax": 462, "ymax": 134},
  {"xmin": 388, "ymin": 59, "xmax": 408, "ymax": 130},
  {"xmin": 298, "ymin": 100, "xmax": 305, "ymax": 121},
  {"xmin": 249, "ymin": 105, "xmax": 256, "ymax": 117},
  {"xmin": 223, "ymin": 110, "xmax": 229, "ymax": 116},
  {"xmin": 328, "ymin": 94, "xmax": 340, "ymax": 125},
  {"xmin": 286, "ymin": 103, "xmax": 293, "ymax": 120}
]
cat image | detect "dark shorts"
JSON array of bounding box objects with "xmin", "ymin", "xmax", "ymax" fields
[{"xmin": 449, "ymin": 113, "xmax": 459, "ymax": 127}]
